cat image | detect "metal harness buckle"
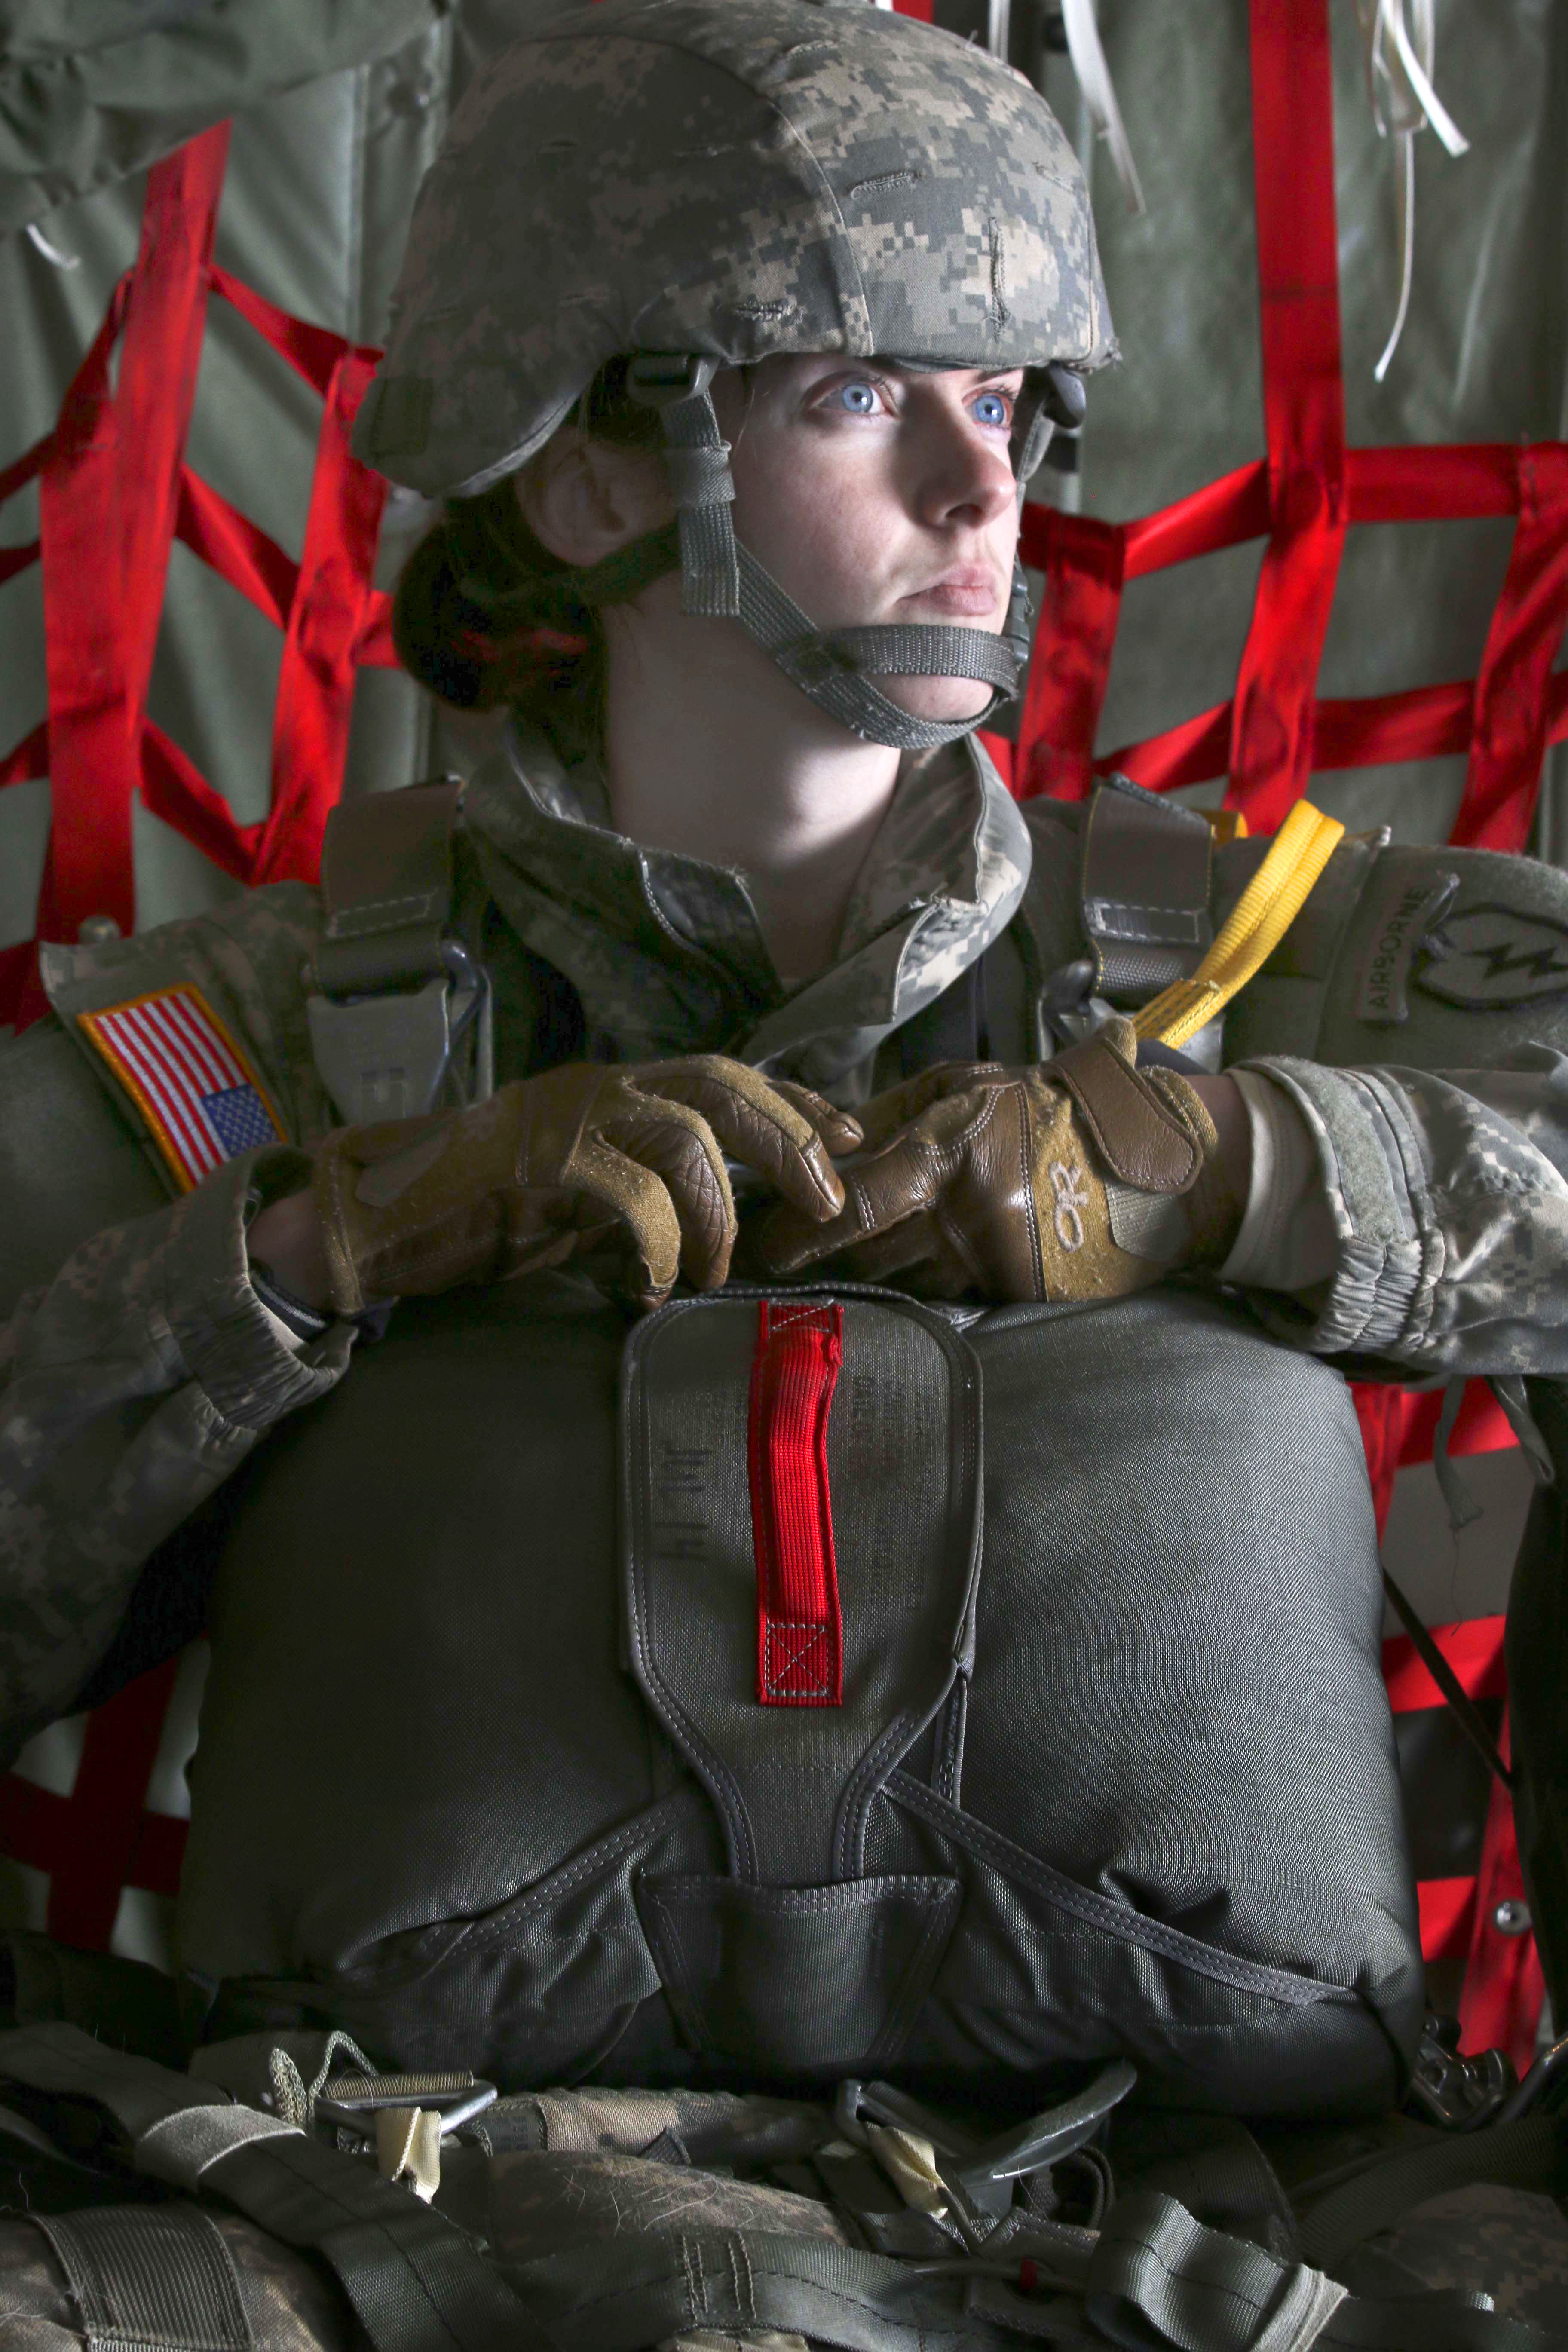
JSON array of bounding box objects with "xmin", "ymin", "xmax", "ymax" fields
[
  {"xmin": 306, "ymin": 940, "xmax": 493, "ymax": 1125},
  {"xmin": 835, "ymin": 2060, "xmax": 1135, "ymax": 2234},
  {"xmin": 313, "ymin": 2069, "xmax": 498, "ymax": 2143}
]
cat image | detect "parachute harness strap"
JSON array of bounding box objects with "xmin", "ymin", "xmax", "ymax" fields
[
  {"xmin": 626, "ymin": 352, "xmax": 1022, "ymax": 751},
  {"xmin": 1134, "ymin": 799, "xmax": 1345, "ymax": 1050}
]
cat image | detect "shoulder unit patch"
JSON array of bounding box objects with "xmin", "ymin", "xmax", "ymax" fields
[
  {"xmin": 77, "ymin": 984, "xmax": 286, "ymax": 1192},
  {"xmin": 1415, "ymin": 904, "xmax": 1568, "ymax": 1011}
]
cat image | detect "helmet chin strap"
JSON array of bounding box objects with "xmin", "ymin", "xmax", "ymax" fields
[{"xmin": 619, "ymin": 353, "xmax": 1037, "ymax": 752}]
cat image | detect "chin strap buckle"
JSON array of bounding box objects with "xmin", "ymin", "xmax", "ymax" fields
[{"xmin": 628, "ymin": 352, "xmax": 741, "ymax": 620}]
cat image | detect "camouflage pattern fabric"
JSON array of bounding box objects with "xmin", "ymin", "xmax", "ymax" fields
[
  {"xmin": 462, "ymin": 726, "xmax": 1032, "ymax": 1091},
  {"xmin": 9, "ymin": 726, "xmax": 1568, "ymax": 1761},
  {"xmin": 1340, "ymin": 2184, "xmax": 1568, "ymax": 2337},
  {"xmin": 355, "ymin": 0, "xmax": 1113, "ymax": 496},
  {"xmin": 0, "ymin": 1148, "xmax": 351, "ymax": 1764},
  {"xmin": 1255, "ymin": 1050, "xmax": 1568, "ymax": 1374}
]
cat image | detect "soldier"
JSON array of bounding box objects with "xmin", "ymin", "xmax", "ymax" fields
[{"xmin": 4, "ymin": 5, "xmax": 1568, "ymax": 2332}]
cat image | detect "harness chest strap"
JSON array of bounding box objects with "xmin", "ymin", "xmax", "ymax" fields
[
  {"xmin": 306, "ymin": 776, "xmax": 493, "ymax": 1127},
  {"xmin": 1080, "ymin": 777, "xmax": 1219, "ymax": 1007}
]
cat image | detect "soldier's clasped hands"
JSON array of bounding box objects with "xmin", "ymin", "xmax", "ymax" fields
[
  {"xmin": 311, "ymin": 1054, "xmax": 862, "ymax": 1314},
  {"xmin": 747, "ymin": 1018, "xmax": 1241, "ymax": 1305}
]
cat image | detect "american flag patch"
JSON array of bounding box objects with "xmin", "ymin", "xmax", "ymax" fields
[{"xmin": 77, "ymin": 985, "xmax": 286, "ymax": 1192}]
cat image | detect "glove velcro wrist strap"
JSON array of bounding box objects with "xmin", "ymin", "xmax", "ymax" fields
[{"xmin": 1046, "ymin": 1029, "xmax": 1202, "ymax": 1195}]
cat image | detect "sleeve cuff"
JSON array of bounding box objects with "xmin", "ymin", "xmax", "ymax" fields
[
  {"xmin": 1231, "ymin": 1057, "xmax": 1430, "ymax": 1355},
  {"xmin": 1218, "ymin": 1071, "xmax": 1340, "ymax": 1292}
]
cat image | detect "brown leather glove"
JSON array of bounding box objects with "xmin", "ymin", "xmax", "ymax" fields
[
  {"xmin": 746, "ymin": 1018, "xmax": 1240, "ymax": 1304},
  {"xmin": 314, "ymin": 1056, "xmax": 861, "ymax": 1314}
]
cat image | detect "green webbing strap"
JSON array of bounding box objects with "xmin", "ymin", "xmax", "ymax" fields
[
  {"xmin": 658, "ymin": 382, "xmax": 741, "ymax": 620},
  {"xmin": 34, "ymin": 2203, "xmax": 255, "ymax": 2352},
  {"xmin": 471, "ymin": 2202, "xmax": 1550, "ymax": 2352},
  {"xmin": 1121, "ymin": 2117, "xmax": 1300, "ymax": 2255},
  {"xmin": 1090, "ymin": 2195, "xmax": 1345, "ymax": 2350},
  {"xmin": 498, "ymin": 2224, "xmax": 1036, "ymax": 2350},
  {"xmin": 1086, "ymin": 2183, "xmax": 1551, "ymax": 2352},
  {"xmin": 0, "ymin": 2025, "xmax": 529, "ymax": 2352},
  {"xmin": 1295, "ymin": 2115, "xmax": 1568, "ymax": 2270},
  {"xmin": 1091, "ymin": 2192, "xmax": 1547, "ymax": 2351},
  {"xmin": 193, "ymin": 2131, "xmax": 533, "ymax": 2352}
]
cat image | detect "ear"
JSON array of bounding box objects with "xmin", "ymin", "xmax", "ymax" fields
[{"xmin": 516, "ymin": 429, "xmax": 673, "ymax": 567}]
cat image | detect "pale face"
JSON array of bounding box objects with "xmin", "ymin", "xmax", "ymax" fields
[{"xmin": 711, "ymin": 354, "xmax": 1024, "ymax": 724}]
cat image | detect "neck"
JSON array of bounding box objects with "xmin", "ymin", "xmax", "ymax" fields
[{"xmin": 600, "ymin": 582, "xmax": 902, "ymax": 980}]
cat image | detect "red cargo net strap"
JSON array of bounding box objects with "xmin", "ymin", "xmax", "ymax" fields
[
  {"xmin": 0, "ymin": 1659, "xmax": 190, "ymax": 1948},
  {"xmin": 0, "ymin": 127, "xmax": 397, "ymax": 1034},
  {"xmin": 1225, "ymin": 0, "xmax": 1347, "ymax": 831},
  {"xmin": 749, "ymin": 1299, "xmax": 845, "ymax": 1707},
  {"xmin": 1457, "ymin": 441, "xmax": 1568, "ymax": 854},
  {"xmin": 1012, "ymin": 0, "xmax": 1568, "ymax": 844},
  {"xmin": 43, "ymin": 126, "xmax": 230, "ymax": 949}
]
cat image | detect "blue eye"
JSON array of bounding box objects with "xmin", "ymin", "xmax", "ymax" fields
[
  {"xmin": 973, "ymin": 390, "xmax": 1011, "ymax": 429},
  {"xmin": 834, "ymin": 380, "xmax": 880, "ymax": 413}
]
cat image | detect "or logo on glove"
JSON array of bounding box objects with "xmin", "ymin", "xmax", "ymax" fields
[
  {"xmin": 312, "ymin": 1056, "xmax": 862, "ymax": 1315},
  {"xmin": 747, "ymin": 1018, "xmax": 1240, "ymax": 1305}
]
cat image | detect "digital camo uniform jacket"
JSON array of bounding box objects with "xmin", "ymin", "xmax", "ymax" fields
[{"xmin": 4, "ymin": 723, "xmax": 1568, "ymax": 1760}]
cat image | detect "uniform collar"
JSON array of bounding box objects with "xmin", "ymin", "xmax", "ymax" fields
[{"xmin": 464, "ymin": 718, "xmax": 1032, "ymax": 1091}]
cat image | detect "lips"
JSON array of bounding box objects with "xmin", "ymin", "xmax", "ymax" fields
[{"xmin": 902, "ymin": 568, "xmax": 1001, "ymax": 618}]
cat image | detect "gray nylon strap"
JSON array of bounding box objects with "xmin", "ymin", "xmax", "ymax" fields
[
  {"xmin": 202, "ymin": 2133, "xmax": 529, "ymax": 2352},
  {"xmin": 1080, "ymin": 777, "xmax": 1214, "ymax": 1005},
  {"xmin": 812, "ymin": 625, "xmax": 1019, "ymax": 686},
  {"xmin": 34, "ymin": 2204, "xmax": 254, "ymax": 2352},
  {"xmin": 738, "ymin": 544, "xmax": 1012, "ymax": 750},
  {"xmin": 0, "ymin": 2025, "xmax": 530, "ymax": 2352},
  {"xmin": 136, "ymin": 2101, "xmax": 300, "ymax": 2185},
  {"xmin": 486, "ymin": 2203, "xmax": 1539, "ymax": 2352},
  {"xmin": 316, "ymin": 778, "xmax": 463, "ymax": 999},
  {"xmin": 1089, "ymin": 2197, "xmax": 1348, "ymax": 2351},
  {"xmin": 663, "ymin": 444, "xmax": 737, "ymax": 508},
  {"xmin": 659, "ymin": 383, "xmax": 743, "ymax": 619},
  {"xmin": 501, "ymin": 2226, "xmax": 1027, "ymax": 2351}
]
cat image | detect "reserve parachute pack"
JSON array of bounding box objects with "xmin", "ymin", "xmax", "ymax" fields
[{"xmin": 171, "ymin": 1269, "xmax": 1421, "ymax": 2117}]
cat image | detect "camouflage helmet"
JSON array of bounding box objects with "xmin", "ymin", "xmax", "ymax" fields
[{"xmin": 358, "ymin": 0, "xmax": 1115, "ymax": 750}]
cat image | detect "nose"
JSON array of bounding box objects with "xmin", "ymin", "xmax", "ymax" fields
[{"xmin": 909, "ymin": 394, "xmax": 1016, "ymax": 531}]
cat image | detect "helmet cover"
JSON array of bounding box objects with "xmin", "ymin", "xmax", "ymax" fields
[{"xmin": 357, "ymin": 0, "xmax": 1114, "ymax": 497}]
